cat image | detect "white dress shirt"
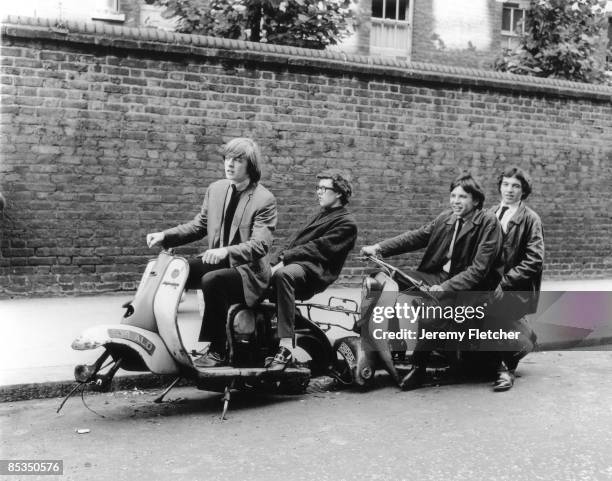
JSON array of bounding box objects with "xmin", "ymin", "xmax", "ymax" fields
[{"xmin": 496, "ymin": 202, "xmax": 520, "ymax": 233}]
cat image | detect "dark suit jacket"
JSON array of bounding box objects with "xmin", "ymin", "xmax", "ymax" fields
[
  {"xmin": 162, "ymin": 179, "xmax": 277, "ymax": 306},
  {"xmin": 490, "ymin": 203, "xmax": 544, "ymax": 314},
  {"xmin": 277, "ymin": 206, "xmax": 358, "ymax": 294},
  {"xmin": 378, "ymin": 209, "xmax": 503, "ymax": 291}
]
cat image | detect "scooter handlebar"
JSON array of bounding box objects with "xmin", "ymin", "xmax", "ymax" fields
[{"xmin": 360, "ymin": 254, "xmax": 439, "ymax": 301}]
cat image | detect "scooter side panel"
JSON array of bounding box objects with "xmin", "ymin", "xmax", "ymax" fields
[
  {"xmin": 121, "ymin": 253, "xmax": 175, "ymax": 332},
  {"xmin": 360, "ymin": 272, "xmax": 401, "ymax": 383},
  {"xmin": 153, "ymin": 257, "xmax": 194, "ymax": 369},
  {"xmin": 134, "ymin": 259, "xmax": 157, "ymax": 299},
  {"xmin": 72, "ymin": 324, "xmax": 180, "ymax": 375}
]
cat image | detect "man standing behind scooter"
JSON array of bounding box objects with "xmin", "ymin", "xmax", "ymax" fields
[
  {"xmin": 488, "ymin": 167, "xmax": 544, "ymax": 391},
  {"xmin": 146, "ymin": 138, "xmax": 277, "ymax": 368},
  {"xmin": 361, "ymin": 173, "xmax": 503, "ymax": 390},
  {"xmin": 266, "ymin": 171, "xmax": 358, "ymax": 371}
]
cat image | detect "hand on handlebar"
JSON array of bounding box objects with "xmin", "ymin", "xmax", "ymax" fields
[
  {"xmin": 146, "ymin": 232, "xmax": 165, "ymax": 249},
  {"xmin": 360, "ymin": 244, "xmax": 381, "ymax": 258}
]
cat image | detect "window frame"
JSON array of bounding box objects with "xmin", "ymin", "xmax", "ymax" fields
[
  {"xmin": 372, "ymin": 0, "xmax": 409, "ymax": 22},
  {"xmin": 370, "ymin": 0, "xmax": 414, "ymax": 58},
  {"xmin": 91, "ymin": 0, "xmax": 125, "ymax": 22},
  {"xmin": 501, "ymin": 2, "xmax": 526, "ymax": 36},
  {"xmin": 607, "ymin": 16, "xmax": 612, "ymax": 66}
]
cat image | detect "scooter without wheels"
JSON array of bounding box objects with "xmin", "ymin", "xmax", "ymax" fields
[
  {"xmin": 331, "ymin": 255, "xmax": 465, "ymax": 389},
  {"xmin": 62, "ymin": 249, "xmax": 349, "ymax": 418}
]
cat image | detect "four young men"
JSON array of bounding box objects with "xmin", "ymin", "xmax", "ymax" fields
[{"xmin": 147, "ymin": 138, "xmax": 543, "ymax": 391}]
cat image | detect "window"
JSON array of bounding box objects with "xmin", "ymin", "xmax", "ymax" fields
[
  {"xmin": 99, "ymin": 0, "xmax": 120, "ymax": 13},
  {"xmin": 91, "ymin": 0, "xmax": 125, "ymax": 21},
  {"xmin": 4, "ymin": 0, "xmax": 124, "ymax": 23},
  {"xmin": 607, "ymin": 17, "xmax": 612, "ymax": 64},
  {"xmin": 501, "ymin": 2, "xmax": 527, "ymax": 49},
  {"xmin": 372, "ymin": 0, "xmax": 409, "ymax": 21},
  {"xmin": 371, "ymin": 0, "xmax": 413, "ymax": 58},
  {"xmin": 501, "ymin": 3, "xmax": 526, "ymax": 35}
]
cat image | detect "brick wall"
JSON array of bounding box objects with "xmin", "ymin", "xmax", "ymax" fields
[{"xmin": 1, "ymin": 18, "xmax": 611, "ymax": 297}]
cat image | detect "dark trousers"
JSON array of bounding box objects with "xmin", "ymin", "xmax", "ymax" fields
[
  {"xmin": 484, "ymin": 291, "xmax": 538, "ymax": 373},
  {"xmin": 270, "ymin": 263, "xmax": 316, "ymax": 339},
  {"xmin": 400, "ymin": 270, "xmax": 450, "ymax": 367},
  {"xmin": 186, "ymin": 258, "xmax": 245, "ymax": 353},
  {"xmin": 490, "ymin": 316, "xmax": 537, "ymax": 372}
]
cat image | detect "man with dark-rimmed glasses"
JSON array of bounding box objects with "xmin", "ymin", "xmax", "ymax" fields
[
  {"xmin": 265, "ymin": 170, "xmax": 357, "ymax": 371},
  {"xmin": 146, "ymin": 137, "xmax": 277, "ymax": 367}
]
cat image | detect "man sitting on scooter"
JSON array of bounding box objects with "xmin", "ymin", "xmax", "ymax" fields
[
  {"xmin": 146, "ymin": 138, "xmax": 277, "ymax": 368},
  {"xmin": 266, "ymin": 170, "xmax": 358, "ymax": 371},
  {"xmin": 487, "ymin": 166, "xmax": 544, "ymax": 392},
  {"xmin": 360, "ymin": 173, "xmax": 503, "ymax": 390}
]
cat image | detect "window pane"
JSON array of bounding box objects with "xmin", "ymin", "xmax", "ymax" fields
[
  {"xmin": 513, "ymin": 9, "xmax": 524, "ymax": 33},
  {"xmin": 608, "ymin": 19, "xmax": 612, "ymax": 61},
  {"xmin": 502, "ymin": 7, "xmax": 512, "ymax": 31},
  {"xmin": 372, "ymin": 0, "xmax": 383, "ymax": 18},
  {"xmin": 385, "ymin": 0, "xmax": 396, "ymax": 19},
  {"xmin": 398, "ymin": 0, "xmax": 408, "ymax": 21}
]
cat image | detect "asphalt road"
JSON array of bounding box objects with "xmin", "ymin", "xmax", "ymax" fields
[{"xmin": 1, "ymin": 350, "xmax": 612, "ymax": 481}]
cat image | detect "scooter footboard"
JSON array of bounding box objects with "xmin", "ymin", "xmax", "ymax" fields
[{"xmin": 72, "ymin": 324, "xmax": 180, "ymax": 375}]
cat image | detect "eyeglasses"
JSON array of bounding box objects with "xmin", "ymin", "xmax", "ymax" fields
[{"xmin": 316, "ymin": 186, "xmax": 336, "ymax": 193}]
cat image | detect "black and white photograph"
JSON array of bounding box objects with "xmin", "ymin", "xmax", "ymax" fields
[{"xmin": 1, "ymin": 0, "xmax": 612, "ymax": 479}]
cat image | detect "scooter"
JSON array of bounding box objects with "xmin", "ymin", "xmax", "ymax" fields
[
  {"xmin": 331, "ymin": 255, "xmax": 460, "ymax": 389},
  {"xmin": 60, "ymin": 249, "xmax": 359, "ymax": 418}
]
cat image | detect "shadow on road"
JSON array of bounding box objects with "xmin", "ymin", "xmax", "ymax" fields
[{"xmin": 55, "ymin": 386, "xmax": 306, "ymax": 421}]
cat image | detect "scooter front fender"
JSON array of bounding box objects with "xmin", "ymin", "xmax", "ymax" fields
[
  {"xmin": 334, "ymin": 336, "xmax": 377, "ymax": 388},
  {"xmin": 72, "ymin": 324, "xmax": 180, "ymax": 375}
]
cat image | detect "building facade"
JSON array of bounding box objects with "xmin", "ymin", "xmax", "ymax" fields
[{"xmin": 4, "ymin": 0, "xmax": 611, "ymax": 70}]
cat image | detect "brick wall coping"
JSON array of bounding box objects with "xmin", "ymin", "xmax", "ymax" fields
[{"xmin": 2, "ymin": 15, "xmax": 612, "ymax": 101}]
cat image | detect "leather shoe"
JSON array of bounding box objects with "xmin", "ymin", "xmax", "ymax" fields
[
  {"xmin": 264, "ymin": 347, "xmax": 293, "ymax": 372},
  {"xmin": 493, "ymin": 370, "xmax": 515, "ymax": 392},
  {"xmin": 399, "ymin": 365, "xmax": 426, "ymax": 390},
  {"xmin": 193, "ymin": 351, "xmax": 227, "ymax": 368}
]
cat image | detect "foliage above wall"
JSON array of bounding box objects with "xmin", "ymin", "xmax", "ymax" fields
[
  {"xmin": 153, "ymin": 0, "xmax": 356, "ymax": 49},
  {"xmin": 495, "ymin": 0, "xmax": 609, "ymax": 84}
]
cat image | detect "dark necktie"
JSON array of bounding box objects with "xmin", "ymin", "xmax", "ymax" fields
[
  {"xmin": 222, "ymin": 185, "xmax": 240, "ymax": 247},
  {"xmin": 497, "ymin": 206, "xmax": 509, "ymax": 221},
  {"xmin": 450, "ymin": 218, "xmax": 463, "ymax": 252},
  {"xmin": 443, "ymin": 217, "xmax": 463, "ymax": 273}
]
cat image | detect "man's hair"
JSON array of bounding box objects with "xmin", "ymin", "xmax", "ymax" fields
[
  {"xmin": 316, "ymin": 170, "xmax": 353, "ymax": 205},
  {"xmin": 220, "ymin": 137, "xmax": 262, "ymax": 183},
  {"xmin": 450, "ymin": 173, "xmax": 485, "ymax": 209},
  {"xmin": 497, "ymin": 166, "xmax": 532, "ymax": 200}
]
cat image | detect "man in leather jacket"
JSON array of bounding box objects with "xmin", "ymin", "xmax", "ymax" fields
[
  {"xmin": 488, "ymin": 166, "xmax": 544, "ymax": 391},
  {"xmin": 361, "ymin": 173, "xmax": 503, "ymax": 390}
]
